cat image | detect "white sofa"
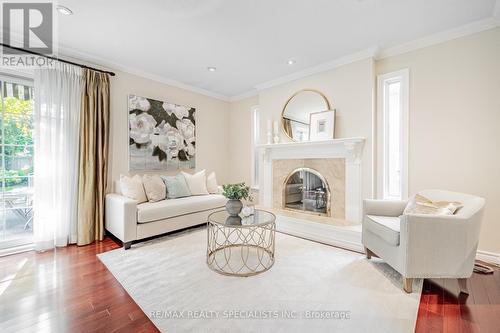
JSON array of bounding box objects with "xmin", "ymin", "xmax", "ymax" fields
[
  {"xmin": 362, "ymin": 189, "xmax": 485, "ymax": 293},
  {"xmin": 105, "ymin": 181, "xmax": 227, "ymax": 249}
]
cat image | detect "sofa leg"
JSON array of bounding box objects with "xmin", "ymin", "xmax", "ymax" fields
[
  {"xmin": 458, "ymin": 278, "xmax": 469, "ymax": 294},
  {"xmin": 403, "ymin": 278, "xmax": 413, "ymax": 293},
  {"xmin": 123, "ymin": 242, "xmax": 132, "ymax": 250}
]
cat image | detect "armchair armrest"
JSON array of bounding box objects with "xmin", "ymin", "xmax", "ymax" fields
[
  {"xmin": 105, "ymin": 193, "xmax": 137, "ymax": 243},
  {"xmin": 363, "ymin": 199, "xmax": 408, "ymax": 217},
  {"xmin": 401, "ymin": 214, "xmax": 480, "ymax": 277}
]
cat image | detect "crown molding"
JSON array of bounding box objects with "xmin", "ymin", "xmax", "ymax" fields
[
  {"xmin": 253, "ymin": 47, "xmax": 378, "ymax": 92},
  {"xmin": 228, "ymin": 89, "xmax": 259, "ymax": 102},
  {"xmin": 58, "ymin": 46, "xmax": 232, "ymax": 102},
  {"xmin": 377, "ymin": 16, "xmax": 500, "ymax": 59}
]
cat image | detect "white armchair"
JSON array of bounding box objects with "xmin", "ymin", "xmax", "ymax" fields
[{"xmin": 362, "ymin": 189, "xmax": 485, "ymax": 293}]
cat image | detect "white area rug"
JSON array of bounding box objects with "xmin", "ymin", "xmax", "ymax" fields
[{"xmin": 98, "ymin": 229, "xmax": 422, "ymax": 333}]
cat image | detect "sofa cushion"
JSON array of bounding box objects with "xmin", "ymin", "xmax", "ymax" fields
[
  {"xmin": 364, "ymin": 215, "xmax": 401, "ymax": 246},
  {"xmin": 182, "ymin": 170, "xmax": 209, "ymax": 195},
  {"xmin": 162, "ymin": 174, "xmax": 191, "ymax": 199},
  {"xmin": 120, "ymin": 175, "xmax": 147, "ymax": 203},
  {"xmin": 137, "ymin": 194, "xmax": 227, "ymax": 223}
]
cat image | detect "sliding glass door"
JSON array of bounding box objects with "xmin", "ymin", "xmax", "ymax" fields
[{"xmin": 0, "ymin": 76, "xmax": 34, "ymax": 251}]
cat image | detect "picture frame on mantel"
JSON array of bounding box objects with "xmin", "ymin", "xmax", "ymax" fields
[{"xmin": 309, "ymin": 110, "xmax": 335, "ymax": 141}]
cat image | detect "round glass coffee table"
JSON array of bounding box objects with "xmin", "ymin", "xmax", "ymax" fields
[{"xmin": 206, "ymin": 209, "xmax": 276, "ymax": 277}]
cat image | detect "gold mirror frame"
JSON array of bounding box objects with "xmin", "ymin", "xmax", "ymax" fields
[{"xmin": 281, "ymin": 89, "xmax": 331, "ymax": 142}]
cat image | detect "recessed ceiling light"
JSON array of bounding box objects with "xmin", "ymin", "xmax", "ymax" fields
[
  {"xmin": 56, "ymin": 5, "xmax": 73, "ymax": 15},
  {"xmin": 287, "ymin": 59, "xmax": 296, "ymax": 65},
  {"xmin": 207, "ymin": 66, "xmax": 217, "ymax": 72}
]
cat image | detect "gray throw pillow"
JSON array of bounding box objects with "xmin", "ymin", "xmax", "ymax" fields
[{"xmin": 161, "ymin": 174, "xmax": 191, "ymax": 199}]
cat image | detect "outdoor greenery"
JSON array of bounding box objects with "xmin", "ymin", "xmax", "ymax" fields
[
  {"xmin": 1, "ymin": 95, "xmax": 34, "ymax": 189},
  {"xmin": 222, "ymin": 183, "xmax": 252, "ymax": 201}
]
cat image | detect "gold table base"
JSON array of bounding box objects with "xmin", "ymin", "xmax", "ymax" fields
[{"xmin": 206, "ymin": 220, "xmax": 276, "ymax": 277}]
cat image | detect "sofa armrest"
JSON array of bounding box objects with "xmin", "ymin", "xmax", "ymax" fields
[
  {"xmin": 363, "ymin": 199, "xmax": 407, "ymax": 217},
  {"xmin": 105, "ymin": 193, "xmax": 137, "ymax": 243}
]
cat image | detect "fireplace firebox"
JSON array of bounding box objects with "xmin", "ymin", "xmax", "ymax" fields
[{"xmin": 282, "ymin": 167, "xmax": 330, "ymax": 217}]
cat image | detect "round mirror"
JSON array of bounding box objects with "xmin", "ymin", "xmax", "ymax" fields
[{"xmin": 281, "ymin": 89, "xmax": 331, "ymax": 142}]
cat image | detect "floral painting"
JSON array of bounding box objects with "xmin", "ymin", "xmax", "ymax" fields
[{"xmin": 128, "ymin": 94, "xmax": 196, "ymax": 170}]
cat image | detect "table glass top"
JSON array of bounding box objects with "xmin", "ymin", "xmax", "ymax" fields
[{"xmin": 208, "ymin": 209, "xmax": 276, "ymax": 227}]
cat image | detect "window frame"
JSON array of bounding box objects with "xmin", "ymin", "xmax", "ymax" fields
[
  {"xmin": 376, "ymin": 69, "xmax": 409, "ymax": 200},
  {"xmin": 250, "ymin": 105, "xmax": 260, "ymax": 189}
]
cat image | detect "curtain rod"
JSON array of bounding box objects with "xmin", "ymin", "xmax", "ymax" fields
[{"xmin": 0, "ymin": 43, "xmax": 116, "ymax": 76}]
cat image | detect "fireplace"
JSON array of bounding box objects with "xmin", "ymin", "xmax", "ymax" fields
[{"xmin": 283, "ymin": 168, "xmax": 330, "ymax": 217}]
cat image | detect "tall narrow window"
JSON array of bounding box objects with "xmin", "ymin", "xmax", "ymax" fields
[
  {"xmin": 251, "ymin": 106, "xmax": 260, "ymax": 188},
  {"xmin": 377, "ymin": 69, "xmax": 409, "ymax": 200},
  {"xmin": 0, "ymin": 76, "xmax": 34, "ymax": 251}
]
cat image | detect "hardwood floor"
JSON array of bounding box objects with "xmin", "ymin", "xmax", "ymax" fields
[
  {"xmin": 0, "ymin": 238, "xmax": 159, "ymax": 333},
  {"xmin": 415, "ymin": 263, "xmax": 500, "ymax": 333},
  {"xmin": 1, "ymin": 238, "xmax": 499, "ymax": 332}
]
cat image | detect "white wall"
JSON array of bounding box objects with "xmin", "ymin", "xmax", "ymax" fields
[
  {"xmin": 252, "ymin": 58, "xmax": 375, "ymax": 199},
  {"xmin": 376, "ymin": 27, "xmax": 500, "ymax": 253},
  {"xmin": 228, "ymin": 95, "xmax": 259, "ymax": 184},
  {"xmin": 108, "ymin": 70, "xmax": 230, "ymax": 190}
]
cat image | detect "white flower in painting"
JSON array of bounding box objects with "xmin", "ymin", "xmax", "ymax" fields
[
  {"xmin": 176, "ymin": 118, "xmax": 195, "ymax": 143},
  {"xmin": 129, "ymin": 95, "xmax": 151, "ymax": 112},
  {"xmin": 163, "ymin": 102, "xmax": 190, "ymax": 119},
  {"xmin": 129, "ymin": 113, "xmax": 157, "ymax": 144},
  {"xmin": 162, "ymin": 123, "xmax": 185, "ymax": 158},
  {"xmin": 150, "ymin": 132, "xmax": 169, "ymax": 152},
  {"xmin": 185, "ymin": 142, "xmax": 195, "ymax": 156}
]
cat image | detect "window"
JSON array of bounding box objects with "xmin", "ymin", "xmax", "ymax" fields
[
  {"xmin": 0, "ymin": 76, "xmax": 34, "ymax": 250},
  {"xmin": 377, "ymin": 69, "xmax": 409, "ymax": 200},
  {"xmin": 250, "ymin": 106, "xmax": 260, "ymax": 188}
]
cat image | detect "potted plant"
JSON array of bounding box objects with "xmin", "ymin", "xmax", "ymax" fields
[{"xmin": 222, "ymin": 183, "xmax": 252, "ymax": 216}]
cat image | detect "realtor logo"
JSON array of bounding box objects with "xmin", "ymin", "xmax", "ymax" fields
[{"xmin": 2, "ymin": 2, "xmax": 53, "ymax": 55}]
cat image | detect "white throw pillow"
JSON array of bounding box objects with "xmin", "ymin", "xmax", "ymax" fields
[
  {"xmin": 120, "ymin": 174, "xmax": 147, "ymax": 203},
  {"xmin": 206, "ymin": 171, "xmax": 219, "ymax": 194},
  {"xmin": 142, "ymin": 174, "xmax": 166, "ymax": 202},
  {"xmin": 182, "ymin": 170, "xmax": 208, "ymax": 195}
]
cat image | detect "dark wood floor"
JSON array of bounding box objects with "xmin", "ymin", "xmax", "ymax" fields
[
  {"xmin": 1, "ymin": 238, "xmax": 499, "ymax": 333},
  {"xmin": 415, "ymin": 263, "xmax": 500, "ymax": 333}
]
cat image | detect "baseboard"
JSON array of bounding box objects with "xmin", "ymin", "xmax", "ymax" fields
[
  {"xmin": 275, "ymin": 214, "xmax": 364, "ymax": 253},
  {"xmin": 476, "ymin": 250, "xmax": 500, "ymax": 266}
]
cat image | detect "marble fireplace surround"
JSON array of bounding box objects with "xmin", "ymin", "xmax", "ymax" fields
[{"xmin": 259, "ymin": 138, "xmax": 365, "ymax": 223}]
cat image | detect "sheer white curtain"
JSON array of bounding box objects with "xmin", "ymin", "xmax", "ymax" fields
[{"xmin": 33, "ymin": 63, "xmax": 83, "ymax": 251}]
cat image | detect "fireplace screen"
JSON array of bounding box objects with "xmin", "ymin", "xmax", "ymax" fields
[{"xmin": 282, "ymin": 168, "xmax": 330, "ymax": 216}]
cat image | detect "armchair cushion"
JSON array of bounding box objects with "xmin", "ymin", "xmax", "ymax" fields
[{"xmin": 365, "ymin": 215, "xmax": 401, "ymax": 246}]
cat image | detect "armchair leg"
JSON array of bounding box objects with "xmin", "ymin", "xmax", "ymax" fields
[
  {"xmin": 123, "ymin": 241, "xmax": 132, "ymax": 250},
  {"xmin": 403, "ymin": 278, "xmax": 413, "ymax": 293},
  {"xmin": 364, "ymin": 247, "xmax": 378, "ymax": 259},
  {"xmin": 458, "ymin": 278, "xmax": 469, "ymax": 294}
]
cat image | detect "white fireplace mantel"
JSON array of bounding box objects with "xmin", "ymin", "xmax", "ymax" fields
[{"xmin": 258, "ymin": 137, "xmax": 366, "ymax": 223}]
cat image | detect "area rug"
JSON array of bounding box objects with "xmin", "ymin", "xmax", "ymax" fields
[{"xmin": 98, "ymin": 229, "xmax": 422, "ymax": 333}]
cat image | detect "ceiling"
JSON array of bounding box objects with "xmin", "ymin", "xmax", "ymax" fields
[{"xmin": 52, "ymin": 0, "xmax": 499, "ymax": 99}]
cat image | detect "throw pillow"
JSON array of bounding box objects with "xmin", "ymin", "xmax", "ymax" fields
[
  {"xmin": 403, "ymin": 194, "xmax": 463, "ymax": 216},
  {"xmin": 161, "ymin": 174, "xmax": 191, "ymax": 199},
  {"xmin": 142, "ymin": 174, "xmax": 166, "ymax": 202},
  {"xmin": 182, "ymin": 170, "xmax": 209, "ymax": 195},
  {"xmin": 120, "ymin": 174, "xmax": 147, "ymax": 203},
  {"xmin": 206, "ymin": 171, "xmax": 219, "ymax": 194}
]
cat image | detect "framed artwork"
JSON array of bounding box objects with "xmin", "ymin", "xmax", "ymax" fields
[
  {"xmin": 128, "ymin": 94, "xmax": 196, "ymax": 171},
  {"xmin": 309, "ymin": 110, "xmax": 335, "ymax": 141}
]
